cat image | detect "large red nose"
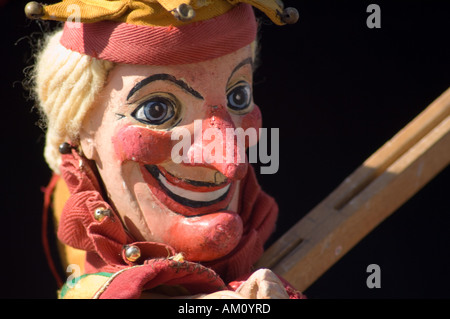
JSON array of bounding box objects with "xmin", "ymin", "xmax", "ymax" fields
[
  {"xmin": 113, "ymin": 105, "xmax": 262, "ymax": 181},
  {"xmin": 185, "ymin": 106, "xmax": 248, "ymax": 181}
]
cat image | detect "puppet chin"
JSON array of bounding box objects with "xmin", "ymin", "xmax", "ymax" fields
[{"xmin": 164, "ymin": 210, "xmax": 244, "ymax": 261}]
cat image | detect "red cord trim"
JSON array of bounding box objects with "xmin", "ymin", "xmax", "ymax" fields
[{"xmin": 42, "ymin": 174, "xmax": 64, "ymax": 288}]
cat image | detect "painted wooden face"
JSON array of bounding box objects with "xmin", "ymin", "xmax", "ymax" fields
[{"xmin": 79, "ymin": 45, "xmax": 262, "ymax": 262}]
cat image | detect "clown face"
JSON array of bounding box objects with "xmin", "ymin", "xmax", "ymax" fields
[{"xmin": 79, "ymin": 45, "xmax": 262, "ymax": 262}]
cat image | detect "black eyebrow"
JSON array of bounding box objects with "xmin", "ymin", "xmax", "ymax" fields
[
  {"xmin": 127, "ymin": 73, "xmax": 204, "ymax": 101},
  {"xmin": 227, "ymin": 57, "xmax": 253, "ymax": 85}
]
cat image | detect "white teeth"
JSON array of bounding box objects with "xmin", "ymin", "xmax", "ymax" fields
[{"xmin": 158, "ymin": 173, "xmax": 230, "ymax": 202}]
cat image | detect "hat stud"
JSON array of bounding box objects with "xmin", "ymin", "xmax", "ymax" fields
[
  {"xmin": 172, "ymin": 4, "xmax": 196, "ymax": 22},
  {"xmin": 281, "ymin": 7, "xmax": 299, "ymax": 24},
  {"xmin": 24, "ymin": 1, "xmax": 44, "ymax": 19}
]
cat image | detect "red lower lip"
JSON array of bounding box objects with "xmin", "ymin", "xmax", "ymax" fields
[{"xmin": 140, "ymin": 165, "xmax": 236, "ymax": 217}]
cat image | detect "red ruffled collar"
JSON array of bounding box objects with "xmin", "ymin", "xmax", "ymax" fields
[{"xmin": 55, "ymin": 147, "xmax": 279, "ymax": 297}]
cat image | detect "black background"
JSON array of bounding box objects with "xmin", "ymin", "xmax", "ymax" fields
[{"xmin": 0, "ymin": 0, "xmax": 449, "ymax": 299}]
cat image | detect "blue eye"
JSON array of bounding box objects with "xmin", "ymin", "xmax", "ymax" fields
[
  {"xmin": 132, "ymin": 97, "xmax": 175, "ymax": 125},
  {"xmin": 227, "ymin": 82, "xmax": 252, "ymax": 113}
]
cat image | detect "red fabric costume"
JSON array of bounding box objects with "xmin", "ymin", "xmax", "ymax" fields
[{"xmin": 54, "ymin": 147, "xmax": 303, "ymax": 298}]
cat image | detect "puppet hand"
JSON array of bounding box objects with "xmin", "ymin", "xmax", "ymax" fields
[
  {"xmin": 234, "ymin": 268, "xmax": 290, "ymax": 299},
  {"xmin": 189, "ymin": 268, "xmax": 289, "ymax": 299},
  {"xmin": 195, "ymin": 290, "xmax": 247, "ymax": 299}
]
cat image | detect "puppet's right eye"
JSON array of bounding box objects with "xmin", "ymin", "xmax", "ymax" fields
[{"xmin": 132, "ymin": 96, "xmax": 176, "ymax": 126}]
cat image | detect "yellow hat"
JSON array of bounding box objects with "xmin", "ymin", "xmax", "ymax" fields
[
  {"xmin": 25, "ymin": 0, "xmax": 298, "ymax": 65},
  {"xmin": 25, "ymin": 0, "xmax": 299, "ymax": 26}
]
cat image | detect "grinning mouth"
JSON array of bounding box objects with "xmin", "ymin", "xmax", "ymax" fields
[{"xmin": 145, "ymin": 165, "xmax": 232, "ymax": 209}]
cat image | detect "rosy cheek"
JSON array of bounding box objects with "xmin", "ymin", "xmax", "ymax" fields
[
  {"xmin": 240, "ymin": 104, "xmax": 262, "ymax": 147},
  {"xmin": 113, "ymin": 125, "xmax": 174, "ymax": 164},
  {"xmin": 241, "ymin": 104, "xmax": 262, "ymax": 131}
]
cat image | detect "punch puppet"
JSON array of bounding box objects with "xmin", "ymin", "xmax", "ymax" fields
[{"xmin": 25, "ymin": 0, "xmax": 302, "ymax": 299}]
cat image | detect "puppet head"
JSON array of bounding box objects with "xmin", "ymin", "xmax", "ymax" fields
[{"xmin": 28, "ymin": 0, "xmax": 298, "ymax": 276}]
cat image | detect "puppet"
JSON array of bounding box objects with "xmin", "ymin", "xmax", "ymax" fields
[{"xmin": 25, "ymin": 0, "xmax": 302, "ymax": 299}]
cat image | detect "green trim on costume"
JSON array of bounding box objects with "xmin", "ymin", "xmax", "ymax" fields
[{"xmin": 59, "ymin": 272, "xmax": 113, "ymax": 299}]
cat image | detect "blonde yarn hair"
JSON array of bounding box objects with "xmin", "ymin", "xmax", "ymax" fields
[{"xmin": 34, "ymin": 30, "xmax": 114, "ymax": 174}]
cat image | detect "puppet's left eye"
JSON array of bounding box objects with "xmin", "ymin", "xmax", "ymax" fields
[{"xmin": 227, "ymin": 82, "xmax": 252, "ymax": 114}]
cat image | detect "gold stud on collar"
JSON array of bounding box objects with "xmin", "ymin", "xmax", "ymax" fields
[
  {"xmin": 124, "ymin": 245, "xmax": 141, "ymax": 262},
  {"xmin": 94, "ymin": 208, "xmax": 111, "ymax": 222},
  {"xmin": 24, "ymin": 1, "xmax": 44, "ymax": 19},
  {"xmin": 59, "ymin": 142, "xmax": 73, "ymax": 154}
]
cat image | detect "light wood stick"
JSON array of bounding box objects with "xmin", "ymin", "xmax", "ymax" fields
[{"xmin": 256, "ymin": 87, "xmax": 450, "ymax": 292}]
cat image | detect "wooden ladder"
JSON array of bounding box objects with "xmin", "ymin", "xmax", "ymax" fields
[{"xmin": 256, "ymin": 87, "xmax": 450, "ymax": 292}]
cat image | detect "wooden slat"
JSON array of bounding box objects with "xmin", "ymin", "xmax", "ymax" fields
[{"xmin": 256, "ymin": 88, "xmax": 450, "ymax": 291}]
